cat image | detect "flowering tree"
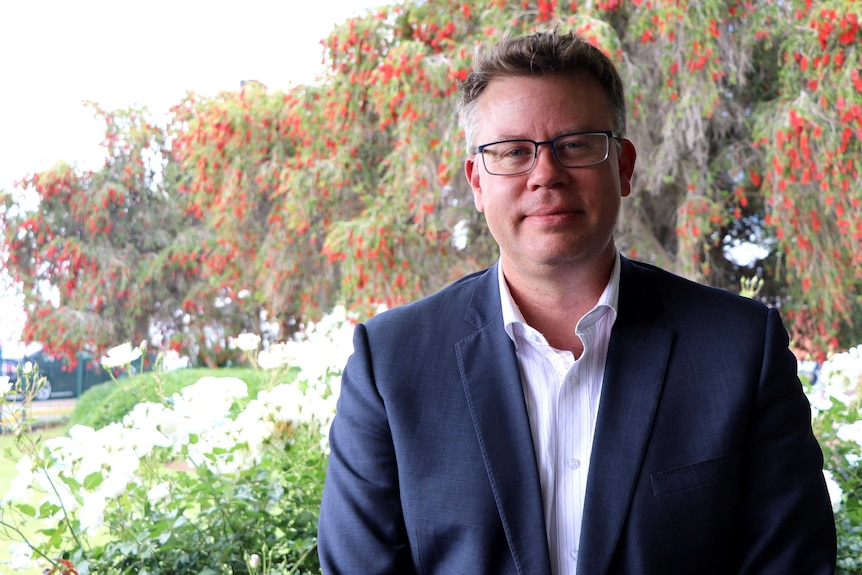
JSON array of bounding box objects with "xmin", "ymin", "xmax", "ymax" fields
[
  {"xmin": 2, "ymin": 0, "xmax": 859, "ymax": 359},
  {"xmin": 753, "ymin": 2, "xmax": 862, "ymax": 356},
  {"xmin": 0, "ymin": 105, "xmax": 264, "ymax": 365},
  {"xmin": 0, "ymin": 105, "xmax": 211, "ymax": 363},
  {"xmin": 171, "ymin": 0, "xmax": 861, "ymax": 356},
  {"xmin": 168, "ymin": 84, "xmax": 376, "ymax": 330}
]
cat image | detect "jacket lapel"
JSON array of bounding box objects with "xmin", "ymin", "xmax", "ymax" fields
[
  {"xmin": 456, "ymin": 264, "xmax": 552, "ymax": 575},
  {"xmin": 577, "ymin": 258, "xmax": 674, "ymax": 575}
]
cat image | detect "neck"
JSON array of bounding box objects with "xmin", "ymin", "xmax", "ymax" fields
[{"xmin": 502, "ymin": 251, "xmax": 615, "ymax": 354}]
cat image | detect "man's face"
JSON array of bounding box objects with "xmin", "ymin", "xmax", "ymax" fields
[{"xmin": 464, "ymin": 73, "xmax": 636, "ymax": 278}]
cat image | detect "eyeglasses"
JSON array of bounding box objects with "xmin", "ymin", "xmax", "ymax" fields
[{"xmin": 472, "ymin": 131, "xmax": 618, "ymax": 176}]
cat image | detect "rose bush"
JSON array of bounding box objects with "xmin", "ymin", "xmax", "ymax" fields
[
  {"xmin": 805, "ymin": 344, "xmax": 862, "ymax": 573},
  {"xmin": 2, "ymin": 306, "xmax": 860, "ymax": 573},
  {"xmin": 0, "ymin": 307, "xmax": 358, "ymax": 575}
]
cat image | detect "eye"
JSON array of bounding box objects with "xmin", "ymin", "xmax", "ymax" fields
[
  {"xmin": 485, "ymin": 142, "xmax": 532, "ymax": 159},
  {"xmin": 504, "ymin": 145, "xmax": 532, "ymax": 158},
  {"xmin": 557, "ymin": 136, "xmax": 589, "ymax": 151},
  {"xmin": 560, "ymin": 141, "xmax": 584, "ymax": 150}
]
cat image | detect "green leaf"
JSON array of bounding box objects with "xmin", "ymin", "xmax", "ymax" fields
[
  {"xmin": 13, "ymin": 503, "xmax": 36, "ymax": 517},
  {"xmin": 83, "ymin": 470, "xmax": 104, "ymax": 490},
  {"xmin": 38, "ymin": 501, "xmax": 61, "ymax": 518}
]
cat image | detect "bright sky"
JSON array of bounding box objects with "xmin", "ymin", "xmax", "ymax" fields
[{"xmin": 0, "ymin": 0, "xmax": 382, "ymax": 346}]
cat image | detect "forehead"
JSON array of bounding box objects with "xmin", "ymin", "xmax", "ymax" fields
[{"xmin": 475, "ymin": 73, "xmax": 612, "ymax": 139}]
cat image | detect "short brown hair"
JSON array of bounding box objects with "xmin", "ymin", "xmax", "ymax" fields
[{"xmin": 458, "ymin": 30, "xmax": 627, "ymax": 150}]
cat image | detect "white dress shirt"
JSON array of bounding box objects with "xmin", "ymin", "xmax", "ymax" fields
[{"xmin": 498, "ymin": 254, "xmax": 620, "ymax": 575}]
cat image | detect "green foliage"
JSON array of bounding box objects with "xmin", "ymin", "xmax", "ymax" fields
[
  {"xmin": 836, "ymin": 512, "xmax": 862, "ymax": 574},
  {"xmin": 1, "ymin": 365, "xmax": 325, "ymax": 575},
  {"xmin": 68, "ymin": 367, "xmax": 280, "ymax": 430},
  {"xmin": 739, "ymin": 276, "xmax": 764, "ymax": 299},
  {"xmin": 83, "ymin": 425, "xmax": 325, "ymax": 575},
  {"xmin": 806, "ymin": 345, "xmax": 862, "ymax": 572}
]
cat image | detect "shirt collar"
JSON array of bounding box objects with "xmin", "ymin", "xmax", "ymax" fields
[{"xmin": 499, "ymin": 252, "xmax": 621, "ymax": 342}]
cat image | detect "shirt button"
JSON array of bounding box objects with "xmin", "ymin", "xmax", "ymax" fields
[
  {"xmin": 567, "ymin": 458, "xmax": 581, "ymax": 469},
  {"xmin": 570, "ymin": 549, "xmax": 578, "ymax": 560}
]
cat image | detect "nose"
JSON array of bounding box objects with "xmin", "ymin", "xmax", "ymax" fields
[{"xmin": 528, "ymin": 142, "xmax": 568, "ymax": 187}]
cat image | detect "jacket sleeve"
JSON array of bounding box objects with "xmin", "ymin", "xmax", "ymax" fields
[
  {"xmin": 317, "ymin": 323, "xmax": 416, "ymax": 575},
  {"xmin": 735, "ymin": 307, "xmax": 836, "ymax": 573}
]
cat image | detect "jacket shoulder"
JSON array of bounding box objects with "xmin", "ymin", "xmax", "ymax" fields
[
  {"xmin": 624, "ymin": 258, "xmax": 767, "ymax": 311},
  {"xmin": 364, "ymin": 267, "xmax": 495, "ymax": 336},
  {"xmin": 620, "ymin": 258, "xmax": 778, "ymax": 340}
]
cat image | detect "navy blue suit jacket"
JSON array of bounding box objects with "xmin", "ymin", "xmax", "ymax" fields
[{"xmin": 318, "ymin": 257, "xmax": 836, "ymax": 574}]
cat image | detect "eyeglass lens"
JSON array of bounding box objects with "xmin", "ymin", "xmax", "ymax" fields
[{"xmin": 481, "ymin": 132, "xmax": 609, "ymax": 175}]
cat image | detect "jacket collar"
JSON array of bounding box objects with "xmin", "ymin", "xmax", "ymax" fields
[
  {"xmin": 459, "ymin": 258, "xmax": 673, "ymax": 575},
  {"xmin": 577, "ymin": 257, "xmax": 673, "ymax": 574},
  {"xmin": 458, "ymin": 262, "xmax": 553, "ymax": 574}
]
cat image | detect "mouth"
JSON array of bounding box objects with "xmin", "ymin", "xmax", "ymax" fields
[
  {"xmin": 529, "ymin": 206, "xmax": 572, "ymax": 216},
  {"xmin": 526, "ymin": 205, "xmax": 581, "ymax": 218},
  {"xmin": 522, "ymin": 206, "xmax": 584, "ymax": 229}
]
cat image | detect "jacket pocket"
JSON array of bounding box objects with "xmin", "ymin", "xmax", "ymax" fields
[{"xmin": 649, "ymin": 452, "xmax": 740, "ymax": 497}]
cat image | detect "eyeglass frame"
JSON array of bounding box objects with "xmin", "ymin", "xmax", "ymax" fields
[{"xmin": 470, "ymin": 130, "xmax": 620, "ymax": 176}]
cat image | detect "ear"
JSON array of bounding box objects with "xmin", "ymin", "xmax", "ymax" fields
[
  {"xmin": 617, "ymin": 139, "xmax": 637, "ymax": 198},
  {"xmin": 465, "ymin": 157, "xmax": 485, "ymax": 212}
]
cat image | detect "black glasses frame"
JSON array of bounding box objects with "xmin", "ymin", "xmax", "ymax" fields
[{"xmin": 472, "ymin": 130, "xmax": 619, "ymax": 176}]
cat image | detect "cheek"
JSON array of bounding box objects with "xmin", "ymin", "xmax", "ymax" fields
[
  {"xmin": 472, "ymin": 187, "xmax": 484, "ymax": 212},
  {"xmin": 477, "ymin": 197, "xmax": 508, "ymax": 236}
]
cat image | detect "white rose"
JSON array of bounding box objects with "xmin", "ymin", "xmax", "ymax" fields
[
  {"xmin": 234, "ymin": 332, "xmax": 261, "ymax": 352},
  {"xmin": 102, "ymin": 342, "xmax": 143, "ymax": 368},
  {"xmin": 823, "ymin": 470, "xmax": 843, "ymax": 512}
]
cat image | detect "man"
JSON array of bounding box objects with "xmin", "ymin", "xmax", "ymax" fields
[{"xmin": 318, "ymin": 30, "xmax": 836, "ymax": 574}]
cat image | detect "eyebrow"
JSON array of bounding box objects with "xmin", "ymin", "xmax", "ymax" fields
[{"xmin": 484, "ymin": 129, "xmax": 601, "ymax": 142}]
